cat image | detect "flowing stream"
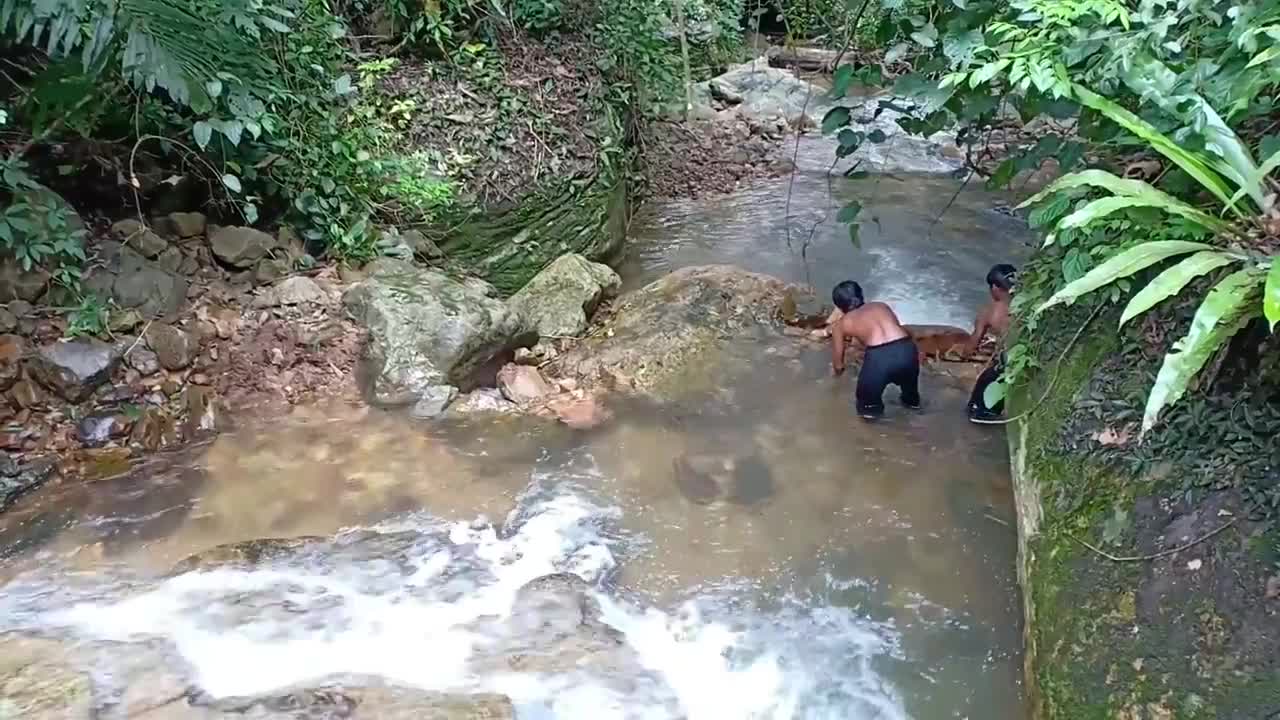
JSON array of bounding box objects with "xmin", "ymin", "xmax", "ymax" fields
[{"xmin": 0, "ymin": 138, "xmax": 1032, "ymax": 719}]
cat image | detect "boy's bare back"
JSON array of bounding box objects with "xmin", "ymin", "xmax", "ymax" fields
[{"xmin": 835, "ymin": 302, "xmax": 910, "ymax": 348}]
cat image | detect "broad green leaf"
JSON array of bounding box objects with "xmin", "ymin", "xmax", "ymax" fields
[
  {"xmin": 1036, "ymin": 240, "xmax": 1215, "ymax": 314},
  {"xmin": 1017, "ymin": 169, "xmax": 1231, "ymax": 233},
  {"xmin": 1058, "ymin": 195, "xmax": 1226, "ymax": 234},
  {"xmin": 1247, "ymin": 45, "xmax": 1280, "ymax": 68},
  {"xmin": 1118, "ymin": 251, "xmax": 1236, "ymax": 327},
  {"xmin": 1142, "ymin": 268, "xmax": 1264, "ymax": 434},
  {"xmin": 1265, "ymin": 260, "xmax": 1280, "ymax": 331},
  {"xmin": 829, "ymin": 64, "xmax": 856, "ymax": 99},
  {"xmin": 969, "ymin": 59, "xmax": 1010, "ymax": 88},
  {"xmin": 1229, "ymin": 147, "xmax": 1280, "ymax": 210},
  {"xmin": 821, "ymin": 107, "xmax": 851, "ymax": 135},
  {"xmin": 193, "ymin": 121, "xmax": 213, "ymax": 150},
  {"xmin": 220, "ymin": 173, "xmax": 242, "ymax": 193},
  {"xmin": 1119, "ymin": 56, "xmax": 1260, "ymax": 207},
  {"xmin": 983, "ymin": 379, "xmax": 1006, "ymax": 409},
  {"xmin": 1072, "ymin": 85, "xmax": 1235, "ymax": 210},
  {"xmin": 837, "ymin": 201, "xmax": 862, "ymax": 223}
]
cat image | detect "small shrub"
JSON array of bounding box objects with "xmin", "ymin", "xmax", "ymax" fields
[{"xmin": 512, "ymin": 0, "xmax": 563, "ymax": 33}]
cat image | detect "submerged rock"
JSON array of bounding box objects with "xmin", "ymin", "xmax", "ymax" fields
[
  {"xmin": 507, "ymin": 253, "xmax": 621, "ymax": 338},
  {"xmin": 343, "ymin": 265, "xmax": 533, "ymax": 405},
  {"xmin": 0, "ymin": 634, "xmax": 94, "ymax": 719},
  {"xmin": 29, "ymin": 338, "xmax": 121, "ymax": 401},
  {"xmin": 170, "ymin": 536, "xmax": 326, "ymax": 574},
  {"xmin": 555, "ymin": 265, "xmax": 791, "ymax": 395},
  {"xmin": 410, "ymin": 384, "xmax": 459, "ymax": 419}
]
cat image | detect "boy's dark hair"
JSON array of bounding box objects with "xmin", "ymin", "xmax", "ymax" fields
[
  {"xmin": 987, "ymin": 264, "xmax": 1017, "ymax": 291},
  {"xmin": 832, "ymin": 281, "xmax": 865, "ymax": 312}
]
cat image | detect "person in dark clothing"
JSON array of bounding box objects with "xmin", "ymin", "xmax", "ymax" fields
[
  {"xmin": 830, "ymin": 281, "xmax": 921, "ymax": 419},
  {"xmin": 966, "ymin": 264, "xmax": 1016, "ymax": 424}
]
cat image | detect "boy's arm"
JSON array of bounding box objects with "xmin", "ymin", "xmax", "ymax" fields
[
  {"xmin": 831, "ymin": 320, "xmax": 847, "ymax": 375},
  {"xmin": 962, "ymin": 306, "xmax": 990, "ymax": 359}
]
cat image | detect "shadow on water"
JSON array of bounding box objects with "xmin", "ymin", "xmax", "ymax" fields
[{"xmin": 0, "ymin": 157, "xmax": 1032, "ymax": 718}]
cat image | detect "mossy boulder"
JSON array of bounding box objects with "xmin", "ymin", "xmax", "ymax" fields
[
  {"xmin": 507, "ymin": 253, "xmax": 621, "ymax": 338},
  {"xmin": 343, "ymin": 262, "xmax": 535, "ymax": 405}
]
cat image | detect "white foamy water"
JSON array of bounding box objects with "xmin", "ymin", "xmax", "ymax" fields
[{"xmin": 4, "ymin": 480, "xmax": 908, "ymax": 719}]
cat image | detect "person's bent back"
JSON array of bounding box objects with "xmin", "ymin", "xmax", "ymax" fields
[{"xmin": 829, "ymin": 281, "xmax": 921, "ymax": 419}]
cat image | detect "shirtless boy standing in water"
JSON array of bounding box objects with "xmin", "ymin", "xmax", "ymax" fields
[
  {"xmin": 829, "ymin": 281, "xmax": 921, "ymax": 419},
  {"xmin": 965, "ymin": 264, "xmax": 1016, "ymax": 424}
]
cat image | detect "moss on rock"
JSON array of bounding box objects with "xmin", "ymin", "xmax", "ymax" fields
[{"xmin": 1010, "ymin": 300, "xmax": 1280, "ymax": 719}]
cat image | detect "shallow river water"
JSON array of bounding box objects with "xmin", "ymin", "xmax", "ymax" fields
[{"xmin": 0, "ymin": 139, "xmax": 1032, "ymax": 719}]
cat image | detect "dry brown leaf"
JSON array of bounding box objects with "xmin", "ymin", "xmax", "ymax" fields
[{"xmin": 1092, "ymin": 425, "xmax": 1132, "ymax": 446}]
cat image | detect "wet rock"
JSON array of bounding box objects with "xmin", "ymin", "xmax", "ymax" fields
[
  {"xmin": 0, "ymin": 306, "xmax": 17, "ymax": 333},
  {"xmin": 448, "ymin": 388, "xmax": 518, "ymax": 415},
  {"xmin": 147, "ymin": 323, "xmax": 198, "ymax": 371},
  {"xmin": 497, "ymin": 364, "xmax": 554, "ymax": 405},
  {"xmin": 209, "ymin": 226, "xmax": 276, "ymax": 268},
  {"xmin": 0, "ymin": 333, "xmax": 24, "ymax": 391},
  {"xmin": 0, "ymin": 456, "xmax": 56, "ymax": 510},
  {"xmin": 29, "ymin": 338, "xmax": 121, "ymax": 401},
  {"xmin": 253, "ymin": 275, "xmax": 326, "ymax": 308},
  {"xmin": 545, "ymin": 394, "xmax": 612, "ymax": 430},
  {"xmin": 0, "ymin": 634, "xmax": 93, "ymax": 718},
  {"xmin": 556, "ymin": 265, "xmax": 791, "ymax": 395},
  {"xmin": 0, "ymin": 258, "xmax": 50, "ymax": 302},
  {"xmin": 112, "ymin": 218, "xmax": 168, "ymax": 259},
  {"xmin": 513, "ymin": 347, "xmax": 539, "ymax": 366},
  {"xmin": 410, "ymin": 385, "xmax": 459, "ymax": 419},
  {"xmin": 125, "ymin": 344, "xmax": 161, "ymax": 375},
  {"xmin": 343, "ymin": 265, "xmax": 533, "ymax": 405},
  {"xmin": 163, "ymin": 211, "xmax": 207, "ymax": 238},
  {"xmin": 170, "ymin": 536, "xmax": 325, "ymax": 574},
  {"xmin": 76, "ymin": 412, "xmax": 123, "ymax": 447},
  {"xmin": 0, "ymin": 452, "xmax": 14, "ymax": 477},
  {"xmin": 507, "ymin": 253, "xmax": 621, "ymax": 338},
  {"xmin": 254, "ymin": 257, "xmax": 290, "ymax": 285}
]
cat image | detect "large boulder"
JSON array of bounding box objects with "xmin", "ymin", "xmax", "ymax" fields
[
  {"xmin": 693, "ymin": 60, "xmax": 962, "ymax": 174},
  {"xmin": 507, "ymin": 253, "xmax": 621, "ymax": 338},
  {"xmin": 209, "ymin": 226, "xmax": 276, "ymax": 269},
  {"xmin": 343, "ymin": 264, "xmax": 534, "ymax": 405},
  {"xmin": 553, "ymin": 265, "xmax": 790, "ymax": 395},
  {"xmin": 29, "ymin": 338, "xmax": 121, "ymax": 402},
  {"xmin": 692, "ymin": 59, "xmax": 826, "ymax": 126}
]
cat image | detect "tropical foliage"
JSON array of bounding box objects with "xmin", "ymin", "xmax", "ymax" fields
[{"xmin": 822, "ymin": 0, "xmax": 1280, "ymax": 435}]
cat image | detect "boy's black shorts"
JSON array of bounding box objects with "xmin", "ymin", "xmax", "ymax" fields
[{"xmin": 856, "ymin": 337, "xmax": 921, "ymax": 417}]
